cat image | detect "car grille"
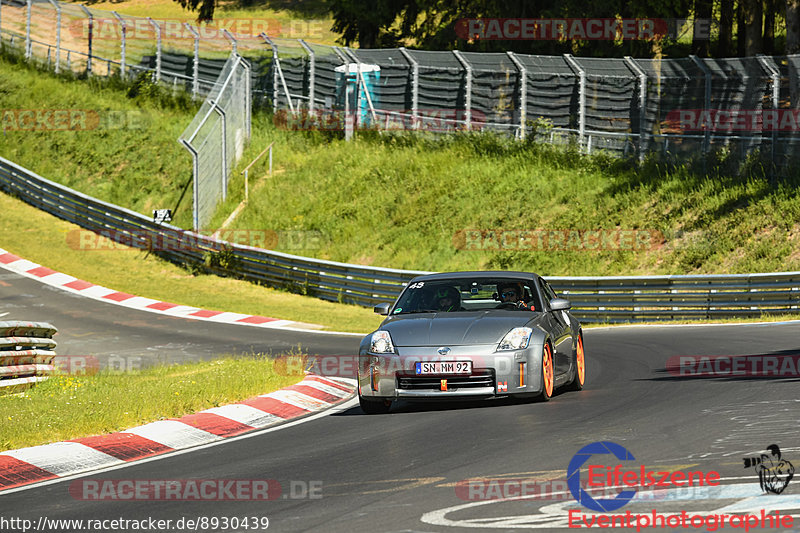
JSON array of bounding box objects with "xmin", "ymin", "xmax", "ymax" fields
[{"xmin": 396, "ymin": 369, "xmax": 495, "ymax": 391}]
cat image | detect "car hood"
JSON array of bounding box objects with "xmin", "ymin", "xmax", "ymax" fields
[{"xmin": 380, "ymin": 311, "xmax": 538, "ymax": 346}]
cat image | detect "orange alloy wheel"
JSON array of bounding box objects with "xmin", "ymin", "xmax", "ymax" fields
[
  {"xmin": 543, "ymin": 343, "xmax": 554, "ymax": 399},
  {"xmin": 576, "ymin": 334, "xmax": 585, "ymax": 386}
]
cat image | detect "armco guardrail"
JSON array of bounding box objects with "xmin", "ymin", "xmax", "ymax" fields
[
  {"xmin": 0, "ymin": 321, "xmax": 57, "ymax": 393},
  {"xmin": 3, "ymin": 155, "xmax": 800, "ymax": 322}
]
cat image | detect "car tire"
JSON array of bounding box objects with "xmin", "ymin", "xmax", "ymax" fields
[
  {"xmin": 359, "ymin": 395, "xmax": 392, "ymax": 415},
  {"xmin": 537, "ymin": 342, "xmax": 554, "ymax": 402},
  {"xmin": 566, "ymin": 331, "xmax": 586, "ymax": 391}
]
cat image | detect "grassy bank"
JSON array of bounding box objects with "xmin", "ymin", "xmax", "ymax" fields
[
  {"xmin": 0, "ymin": 356, "xmax": 304, "ymax": 451},
  {"xmin": 3, "ymin": 51, "xmax": 800, "ymax": 309}
]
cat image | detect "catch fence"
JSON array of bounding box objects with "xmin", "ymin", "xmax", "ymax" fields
[{"xmin": 4, "ymin": 0, "xmax": 800, "ymax": 170}]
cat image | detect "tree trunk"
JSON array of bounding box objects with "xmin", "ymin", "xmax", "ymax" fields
[
  {"xmin": 764, "ymin": 0, "xmax": 777, "ymax": 54},
  {"xmin": 693, "ymin": 0, "xmax": 713, "ymax": 55},
  {"xmin": 743, "ymin": 0, "xmax": 764, "ymax": 55},
  {"xmin": 718, "ymin": 0, "xmax": 734, "ymax": 56},
  {"xmin": 737, "ymin": 0, "xmax": 747, "ymax": 55},
  {"xmin": 788, "ymin": 0, "xmax": 800, "ymax": 54}
]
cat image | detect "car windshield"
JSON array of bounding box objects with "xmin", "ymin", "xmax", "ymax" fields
[{"xmin": 391, "ymin": 278, "xmax": 541, "ymax": 314}]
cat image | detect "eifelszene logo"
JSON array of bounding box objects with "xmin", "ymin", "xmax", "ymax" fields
[
  {"xmin": 567, "ymin": 441, "xmax": 721, "ymax": 512},
  {"xmin": 743, "ymin": 444, "xmax": 795, "ymax": 494}
]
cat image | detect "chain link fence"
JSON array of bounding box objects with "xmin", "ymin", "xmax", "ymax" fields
[
  {"xmin": 179, "ymin": 53, "xmax": 251, "ymax": 231},
  {"xmin": 5, "ymin": 0, "xmax": 800, "ymax": 173}
]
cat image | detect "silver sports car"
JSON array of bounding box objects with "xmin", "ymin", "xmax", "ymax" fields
[{"xmin": 357, "ymin": 271, "xmax": 585, "ymax": 414}]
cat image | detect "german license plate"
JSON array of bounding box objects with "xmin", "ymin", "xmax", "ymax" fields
[{"xmin": 415, "ymin": 361, "xmax": 472, "ymax": 375}]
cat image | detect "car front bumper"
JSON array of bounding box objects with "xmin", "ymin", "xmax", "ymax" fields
[{"xmin": 357, "ymin": 343, "xmax": 544, "ymax": 399}]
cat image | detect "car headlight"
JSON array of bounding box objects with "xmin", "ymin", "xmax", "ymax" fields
[
  {"xmin": 497, "ymin": 327, "xmax": 533, "ymax": 351},
  {"xmin": 370, "ymin": 331, "xmax": 395, "ymax": 354}
]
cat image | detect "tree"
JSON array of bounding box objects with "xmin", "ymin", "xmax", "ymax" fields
[
  {"xmin": 788, "ymin": 0, "xmax": 800, "ymax": 53},
  {"xmin": 173, "ymin": 0, "xmax": 215, "ymax": 22}
]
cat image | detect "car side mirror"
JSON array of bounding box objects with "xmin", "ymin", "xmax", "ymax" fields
[
  {"xmin": 549, "ymin": 298, "xmax": 571, "ymax": 311},
  {"xmin": 374, "ymin": 302, "xmax": 391, "ymax": 315}
]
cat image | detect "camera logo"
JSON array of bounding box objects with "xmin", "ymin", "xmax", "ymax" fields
[{"xmin": 743, "ymin": 444, "xmax": 795, "ymax": 494}]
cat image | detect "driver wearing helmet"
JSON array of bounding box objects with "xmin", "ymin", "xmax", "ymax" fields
[{"xmin": 433, "ymin": 286, "xmax": 462, "ymax": 312}]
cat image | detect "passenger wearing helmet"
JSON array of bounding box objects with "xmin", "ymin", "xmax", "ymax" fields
[{"xmin": 434, "ymin": 286, "xmax": 462, "ymax": 312}]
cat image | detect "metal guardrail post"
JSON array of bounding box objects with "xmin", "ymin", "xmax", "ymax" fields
[
  {"xmin": 148, "ymin": 17, "xmax": 161, "ymax": 83},
  {"xmin": 507, "ymin": 51, "xmax": 527, "ymax": 140},
  {"xmin": 46, "ymin": 0, "xmax": 61, "ymax": 74},
  {"xmin": 564, "ymin": 54, "xmax": 586, "ymax": 151},
  {"xmin": 298, "ymin": 40, "xmax": 315, "ymax": 113},
  {"xmin": 183, "ymin": 23, "xmax": 199, "ymax": 99},
  {"xmin": 452, "ymin": 50, "xmax": 472, "ymax": 130},
  {"xmin": 112, "ymin": 11, "xmax": 125, "ymax": 78},
  {"xmin": 398, "ymin": 47, "xmax": 419, "ymax": 130},
  {"xmin": 223, "ymin": 28, "xmax": 237, "ymax": 55},
  {"xmin": 79, "ymin": 5, "xmax": 92, "ymax": 74},
  {"xmin": 624, "ymin": 56, "xmax": 647, "ymax": 161},
  {"xmin": 25, "ymin": 0, "xmax": 31, "ymax": 59},
  {"xmin": 690, "ymin": 55, "xmax": 712, "ymax": 156}
]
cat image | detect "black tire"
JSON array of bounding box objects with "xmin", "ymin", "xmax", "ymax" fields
[
  {"xmin": 537, "ymin": 342, "xmax": 554, "ymax": 402},
  {"xmin": 566, "ymin": 331, "xmax": 586, "ymax": 391},
  {"xmin": 359, "ymin": 394, "xmax": 392, "ymax": 414}
]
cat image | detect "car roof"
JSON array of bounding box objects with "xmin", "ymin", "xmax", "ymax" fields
[{"xmin": 408, "ymin": 271, "xmax": 540, "ymax": 283}]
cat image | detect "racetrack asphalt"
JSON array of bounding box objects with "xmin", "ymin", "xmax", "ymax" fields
[{"xmin": 3, "ymin": 268, "xmax": 800, "ymax": 532}]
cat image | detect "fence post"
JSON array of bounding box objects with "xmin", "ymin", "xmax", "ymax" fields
[
  {"xmin": 0, "ymin": 0, "xmax": 3, "ymax": 47},
  {"xmin": 344, "ymin": 48, "xmax": 377, "ymax": 127},
  {"xmin": 180, "ymin": 139, "xmax": 200, "ymax": 232},
  {"xmin": 690, "ymin": 55, "xmax": 711, "ymax": 156},
  {"xmin": 25, "ymin": 0, "xmax": 31, "ymax": 59},
  {"xmin": 244, "ymin": 57, "xmax": 251, "ymax": 140},
  {"xmin": 112, "ymin": 11, "xmax": 125, "ymax": 79},
  {"xmin": 507, "ymin": 51, "xmax": 527, "ymax": 140},
  {"xmin": 757, "ymin": 54, "xmax": 781, "ymax": 176},
  {"xmin": 46, "ymin": 0, "xmax": 61, "ymax": 73},
  {"xmin": 452, "ymin": 50, "xmax": 472, "ymax": 130},
  {"xmin": 262, "ymin": 34, "xmax": 295, "ymax": 116},
  {"xmin": 184, "ymin": 23, "xmax": 199, "ymax": 98},
  {"xmin": 223, "ymin": 28, "xmax": 237, "ymax": 55},
  {"xmin": 299, "ymin": 39, "xmax": 315, "ymax": 113},
  {"xmin": 399, "ymin": 47, "xmax": 419, "ymax": 130},
  {"xmin": 79, "ymin": 5, "xmax": 92, "ymax": 74},
  {"xmin": 148, "ymin": 17, "xmax": 161, "ymax": 83},
  {"xmin": 564, "ymin": 54, "xmax": 586, "ymax": 151},
  {"xmin": 624, "ymin": 56, "xmax": 647, "ymax": 161}
]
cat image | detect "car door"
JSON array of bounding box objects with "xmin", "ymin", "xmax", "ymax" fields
[{"xmin": 539, "ymin": 278, "xmax": 572, "ymax": 376}]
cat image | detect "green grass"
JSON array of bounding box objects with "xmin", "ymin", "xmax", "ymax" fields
[
  {"xmin": 73, "ymin": 0, "xmax": 341, "ymax": 46},
  {"xmin": 0, "ymin": 192, "xmax": 383, "ymax": 333},
  {"xmin": 0, "ymin": 356, "xmax": 304, "ymax": 452}
]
